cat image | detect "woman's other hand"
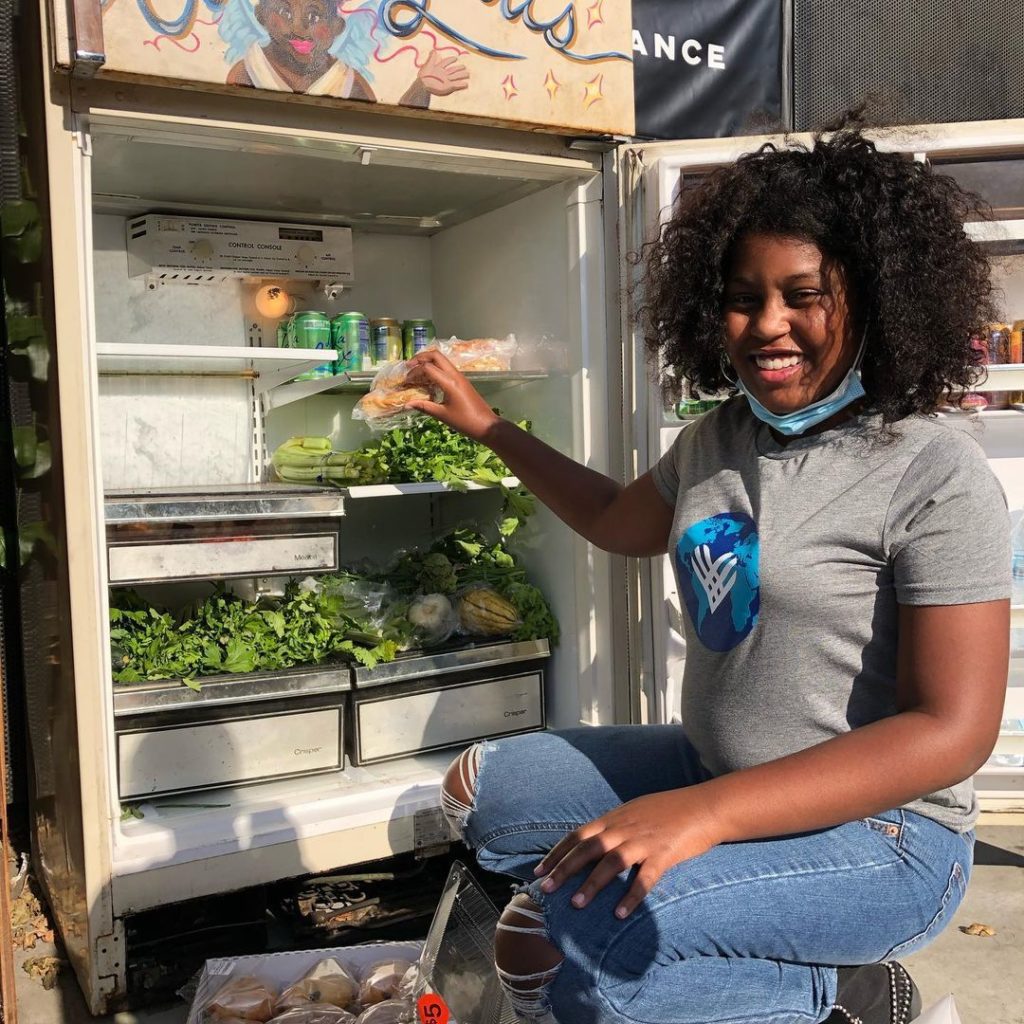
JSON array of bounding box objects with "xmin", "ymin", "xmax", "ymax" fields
[
  {"xmin": 405, "ymin": 348, "xmax": 500, "ymax": 442},
  {"xmin": 533, "ymin": 788, "xmax": 724, "ymax": 919}
]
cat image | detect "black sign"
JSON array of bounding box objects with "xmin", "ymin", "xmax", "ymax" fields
[{"xmin": 632, "ymin": 0, "xmax": 784, "ymax": 140}]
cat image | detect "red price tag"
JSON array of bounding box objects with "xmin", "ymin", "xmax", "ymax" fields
[{"xmin": 418, "ymin": 993, "xmax": 451, "ymax": 1024}]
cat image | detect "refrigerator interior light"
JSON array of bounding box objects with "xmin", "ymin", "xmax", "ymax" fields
[{"xmin": 254, "ymin": 284, "xmax": 296, "ymax": 320}]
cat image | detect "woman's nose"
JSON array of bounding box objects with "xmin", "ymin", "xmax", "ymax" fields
[{"xmin": 749, "ymin": 297, "xmax": 791, "ymax": 340}]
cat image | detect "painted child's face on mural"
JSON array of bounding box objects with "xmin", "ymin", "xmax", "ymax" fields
[{"xmin": 256, "ymin": 0, "xmax": 342, "ymax": 74}]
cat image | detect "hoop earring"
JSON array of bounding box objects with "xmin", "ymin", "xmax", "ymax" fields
[{"xmin": 719, "ymin": 352, "xmax": 738, "ymax": 386}]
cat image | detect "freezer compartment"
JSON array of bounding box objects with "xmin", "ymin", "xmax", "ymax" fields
[
  {"xmin": 116, "ymin": 691, "xmax": 346, "ymax": 799},
  {"xmin": 349, "ymin": 670, "xmax": 545, "ymax": 766},
  {"xmin": 107, "ymin": 521, "xmax": 341, "ymax": 584},
  {"xmin": 350, "ymin": 638, "xmax": 550, "ymax": 689}
]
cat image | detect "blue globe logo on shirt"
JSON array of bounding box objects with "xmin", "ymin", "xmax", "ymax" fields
[{"xmin": 676, "ymin": 512, "xmax": 760, "ymax": 652}]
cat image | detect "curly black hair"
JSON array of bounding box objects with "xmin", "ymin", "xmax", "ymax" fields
[{"xmin": 638, "ymin": 121, "xmax": 997, "ymax": 422}]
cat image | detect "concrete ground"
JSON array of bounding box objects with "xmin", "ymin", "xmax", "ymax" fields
[{"xmin": 12, "ymin": 824, "xmax": 1024, "ymax": 1024}]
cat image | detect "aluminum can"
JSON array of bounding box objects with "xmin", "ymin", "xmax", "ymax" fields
[
  {"xmin": 402, "ymin": 318, "xmax": 436, "ymax": 360},
  {"xmin": 332, "ymin": 312, "xmax": 370, "ymax": 373},
  {"xmin": 276, "ymin": 322, "xmax": 288, "ymax": 348},
  {"xmin": 289, "ymin": 310, "xmax": 332, "ymax": 380},
  {"xmin": 370, "ymin": 317, "xmax": 403, "ymax": 364}
]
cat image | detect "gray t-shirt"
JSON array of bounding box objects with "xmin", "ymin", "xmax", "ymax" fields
[{"xmin": 651, "ymin": 397, "xmax": 1009, "ymax": 832}]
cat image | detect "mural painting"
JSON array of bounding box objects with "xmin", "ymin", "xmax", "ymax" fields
[{"xmin": 98, "ymin": 0, "xmax": 635, "ymax": 134}]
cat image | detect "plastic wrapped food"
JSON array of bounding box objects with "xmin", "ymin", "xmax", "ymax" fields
[
  {"xmin": 269, "ymin": 1009, "xmax": 358, "ymax": 1024},
  {"xmin": 275, "ymin": 959, "xmax": 359, "ymax": 1012},
  {"xmin": 357, "ymin": 960, "xmax": 416, "ymax": 1006},
  {"xmin": 203, "ymin": 975, "xmax": 278, "ymax": 1021},
  {"xmin": 456, "ymin": 585, "xmax": 521, "ymax": 638},
  {"xmin": 407, "ymin": 593, "xmax": 457, "ymax": 646},
  {"xmin": 355, "ymin": 1003, "xmax": 415, "ymax": 1024},
  {"xmin": 440, "ymin": 335, "xmax": 518, "ymax": 373},
  {"xmin": 352, "ymin": 362, "xmax": 441, "ymax": 431}
]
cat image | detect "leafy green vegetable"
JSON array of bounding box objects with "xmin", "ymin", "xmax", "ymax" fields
[
  {"xmin": 373, "ymin": 528, "xmax": 559, "ymax": 645},
  {"xmin": 111, "ymin": 584, "xmax": 402, "ymax": 686}
]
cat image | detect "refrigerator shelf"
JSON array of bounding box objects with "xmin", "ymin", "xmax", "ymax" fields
[
  {"xmin": 265, "ymin": 369, "xmax": 552, "ymax": 409},
  {"xmin": 343, "ymin": 476, "xmax": 519, "ymax": 498},
  {"xmin": 113, "ymin": 660, "xmax": 352, "ymax": 716},
  {"xmin": 96, "ymin": 342, "xmax": 338, "ymax": 393},
  {"xmin": 350, "ymin": 637, "xmax": 550, "ymax": 688},
  {"xmin": 967, "ymin": 364, "xmax": 1024, "ymax": 392},
  {"xmin": 112, "ymin": 638, "xmax": 551, "ymax": 713}
]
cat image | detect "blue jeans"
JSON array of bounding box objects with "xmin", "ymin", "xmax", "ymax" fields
[{"xmin": 459, "ymin": 726, "xmax": 974, "ymax": 1024}]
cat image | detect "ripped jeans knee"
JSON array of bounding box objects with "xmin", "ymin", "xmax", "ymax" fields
[
  {"xmin": 440, "ymin": 742, "xmax": 482, "ymax": 838},
  {"xmin": 495, "ymin": 892, "xmax": 564, "ymax": 1020}
]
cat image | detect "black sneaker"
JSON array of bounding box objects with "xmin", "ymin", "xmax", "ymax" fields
[{"xmin": 826, "ymin": 962, "xmax": 923, "ymax": 1024}]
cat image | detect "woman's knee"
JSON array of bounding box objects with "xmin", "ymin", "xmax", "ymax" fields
[
  {"xmin": 440, "ymin": 743, "xmax": 483, "ymax": 838},
  {"xmin": 495, "ymin": 893, "xmax": 564, "ymax": 1019}
]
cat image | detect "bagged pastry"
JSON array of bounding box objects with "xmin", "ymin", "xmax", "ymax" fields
[
  {"xmin": 355, "ymin": 1003, "xmax": 415, "ymax": 1024},
  {"xmin": 440, "ymin": 335, "xmax": 518, "ymax": 373},
  {"xmin": 275, "ymin": 958, "xmax": 359, "ymax": 1012},
  {"xmin": 357, "ymin": 959, "xmax": 415, "ymax": 1006},
  {"xmin": 352, "ymin": 362, "xmax": 441, "ymax": 431},
  {"xmin": 203, "ymin": 974, "xmax": 278, "ymax": 1021},
  {"xmin": 269, "ymin": 1009, "xmax": 358, "ymax": 1024}
]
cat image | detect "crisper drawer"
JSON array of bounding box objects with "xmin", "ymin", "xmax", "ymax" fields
[
  {"xmin": 349, "ymin": 671, "xmax": 545, "ymax": 766},
  {"xmin": 116, "ymin": 693, "xmax": 345, "ymax": 799},
  {"xmin": 108, "ymin": 530, "xmax": 338, "ymax": 583}
]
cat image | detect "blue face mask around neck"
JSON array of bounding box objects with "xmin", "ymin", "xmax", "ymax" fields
[{"xmin": 733, "ymin": 335, "xmax": 868, "ymax": 437}]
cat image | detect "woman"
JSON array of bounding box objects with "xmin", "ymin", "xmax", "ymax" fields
[{"xmin": 407, "ymin": 124, "xmax": 1010, "ymax": 1024}]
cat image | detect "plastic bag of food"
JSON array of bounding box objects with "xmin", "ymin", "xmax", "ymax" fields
[
  {"xmin": 439, "ymin": 335, "xmax": 518, "ymax": 373},
  {"xmin": 275, "ymin": 959, "xmax": 359, "ymax": 1013},
  {"xmin": 269, "ymin": 1008, "xmax": 358, "ymax": 1024},
  {"xmin": 203, "ymin": 975, "xmax": 278, "ymax": 1021},
  {"xmin": 407, "ymin": 593, "xmax": 458, "ymax": 646},
  {"xmin": 355, "ymin": 1002, "xmax": 415, "ymax": 1024},
  {"xmin": 353, "ymin": 362, "xmax": 442, "ymax": 431},
  {"xmin": 357, "ymin": 960, "xmax": 416, "ymax": 1007},
  {"xmin": 456, "ymin": 585, "xmax": 522, "ymax": 638}
]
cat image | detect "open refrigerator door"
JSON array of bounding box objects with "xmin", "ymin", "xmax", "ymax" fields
[
  {"xmin": 26, "ymin": 57, "xmax": 632, "ymax": 1007},
  {"xmin": 626, "ymin": 124, "xmax": 1024, "ymax": 809}
]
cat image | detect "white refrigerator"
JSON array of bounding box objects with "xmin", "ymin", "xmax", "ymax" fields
[{"xmin": 15, "ymin": 18, "xmax": 1024, "ymax": 1011}]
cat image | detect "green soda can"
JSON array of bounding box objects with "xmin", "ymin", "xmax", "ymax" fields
[
  {"xmin": 332, "ymin": 312, "xmax": 370, "ymax": 373},
  {"xmin": 370, "ymin": 317, "xmax": 403, "ymax": 364},
  {"xmin": 402, "ymin": 318, "xmax": 435, "ymax": 359},
  {"xmin": 290, "ymin": 311, "xmax": 332, "ymax": 380},
  {"xmin": 276, "ymin": 322, "xmax": 288, "ymax": 348}
]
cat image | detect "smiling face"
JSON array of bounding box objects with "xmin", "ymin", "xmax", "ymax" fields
[
  {"xmin": 256, "ymin": 0, "xmax": 341, "ymax": 75},
  {"xmin": 722, "ymin": 234, "xmax": 860, "ymax": 417}
]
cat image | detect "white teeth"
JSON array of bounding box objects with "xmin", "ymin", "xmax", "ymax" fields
[{"xmin": 754, "ymin": 354, "xmax": 802, "ymax": 370}]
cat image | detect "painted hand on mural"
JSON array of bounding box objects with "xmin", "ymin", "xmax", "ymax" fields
[{"xmin": 415, "ymin": 50, "xmax": 470, "ymax": 98}]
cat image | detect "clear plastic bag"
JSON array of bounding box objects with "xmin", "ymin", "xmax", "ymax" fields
[
  {"xmin": 354, "ymin": 1002, "xmax": 415, "ymax": 1024},
  {"xmin": 352, "ymin": 361, "xmax": 442, "ymax": 431},
  {"xmin": 203, "ymin": 975, "xmax": 278, "ymax": 1021},
  {"xmin": 357, "ymin": 959, "xmax": 416, "ymax": 1006},
  {"xmin": 455, "ymin": 585, "xmax": 522, "ymax": 638},
  {"xmin": 407, "ymin": 593, "xmax": 458, "ymax": 646},
  {"xmin": 269, "ymin": 1009, "xmax": 358, "ymax": 1024},
  {"xmin": 439, "ymin": 335, "xmax": 518, "ymax": 373},
  {"xmin": 275, "ymin": 958, "xmax": 360, "ymax": 1013}
]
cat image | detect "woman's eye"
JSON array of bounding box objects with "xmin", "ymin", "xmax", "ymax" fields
[
  {"xmin": 788, "ymin": 290, "xmax": 822, "ymax": 306},
  {"xmin": 724, "ymin": 294, "xmax": 757, "ymax": 308}
]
